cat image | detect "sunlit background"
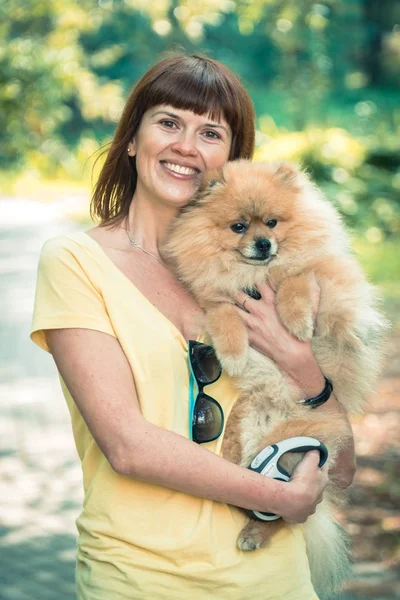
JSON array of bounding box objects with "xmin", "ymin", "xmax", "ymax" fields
[{"xmin": 1, "ymin": 1, "xmax": 399, "ymax": 599}]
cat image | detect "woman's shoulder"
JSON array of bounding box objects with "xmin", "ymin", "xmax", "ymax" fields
[
  {"xmin": 43, "ymin": 230, "xmax": 91, "ymax": 250},
  {"xmin": 39, "ymin": 230, "xmax": 105, "ymax": 267},
  {"xmin": 41, "ymin": 230, "xmax": 90, "ymax": 254},
  {"xmin": 37, "ymin": 231, "xmax": 108, "ymax": 284}
]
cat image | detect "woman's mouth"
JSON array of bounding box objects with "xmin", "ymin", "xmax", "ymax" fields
[{"xmin": 160, "ymin": 161, "xmax": 200, "ymax": 178}]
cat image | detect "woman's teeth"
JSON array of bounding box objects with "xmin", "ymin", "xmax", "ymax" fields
[{"xmin": 163, "ymin": 162, "xmax": 197, "ymax": 175}]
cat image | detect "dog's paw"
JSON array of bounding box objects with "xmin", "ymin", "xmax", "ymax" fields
[
  {"xmin": 276, "ymin": 277, "xmax": 316, "ymax": 341},
  {"xmin": 219, "ymin": 352, "xmax": 248, "ymax": 377},
  {"xmin": 277, "ymin": 302, "xmax": 314, "ymax": 341},
  {"xmin": 285, "ymin": 314, "xmax": 314, "ymax": 342},
  {"xmin": 237, "ymin": 531, "xmax": 263, "ymax": 552}
]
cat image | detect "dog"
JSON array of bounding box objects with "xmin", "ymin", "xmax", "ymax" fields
[{"xmin": 162, "ymin": 160, "xmax": 387, "ymax": 598}]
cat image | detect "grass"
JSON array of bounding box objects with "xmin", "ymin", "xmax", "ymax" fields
[
  {"xmin": 352, "ymin": 238, "xmax": 400, "ymax": 296},
  {"xmin": 352, "ymin": 237, "xmax": 400, "ymax": 332}
]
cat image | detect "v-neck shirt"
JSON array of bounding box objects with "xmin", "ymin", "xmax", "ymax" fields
[{"xmin": 31, "ymin": 232, "xmax": 317, "ymax": 600}]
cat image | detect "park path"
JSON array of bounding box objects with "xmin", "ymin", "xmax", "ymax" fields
[
  {"xmin": 0, "ymin": 198, "xmax": 83, "ymax": 600},
  {"xmin": 0, "ymin": 197, "xmax": 399, "ymax": 599}
]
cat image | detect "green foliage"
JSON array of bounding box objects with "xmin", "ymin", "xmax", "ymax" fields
[
  {"xmin": 1, "ymin": 0, "xmax": 399, "ymax": 245},
  {"xmin": 0, "ymin": 0, "xmax": 89, "ymax": 168},
  {"xmin": 256, "ymin": 126, "xmax": 400, "ymax": 241},
  {"xmin": 353, "ymin": 237, "xmax": 400, "ymax": 286}
]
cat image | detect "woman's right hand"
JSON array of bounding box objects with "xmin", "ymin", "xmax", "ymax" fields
[{"xmin": 278, "ymin": 451, "xmax": 329, "ymax": 524}]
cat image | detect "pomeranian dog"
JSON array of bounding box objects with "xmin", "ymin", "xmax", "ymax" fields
[{"xmin": 162, "ymin": 160, "xmax": 387, "ymax": 598}]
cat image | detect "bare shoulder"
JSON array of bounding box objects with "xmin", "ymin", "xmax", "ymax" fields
[{"xmin": 86, "ymin": 223, "xmax": 139, "ymax": 275}]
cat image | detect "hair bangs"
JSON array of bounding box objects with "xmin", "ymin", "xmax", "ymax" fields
[{"xmin": 143, "ymin": 59, "xmax": 238, "ymax": 129}]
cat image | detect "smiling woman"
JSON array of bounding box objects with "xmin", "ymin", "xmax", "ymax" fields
[
  {"xmin": 30, "ymin": 52, "xmax": 342, "ymax": 600},
  {"xmin": 91, "ymin": 53, "xmax": 255, "ymax": 225},
  {"xmin": 125, "ymin": 104, "xmax": 232, "ymax": 209}
]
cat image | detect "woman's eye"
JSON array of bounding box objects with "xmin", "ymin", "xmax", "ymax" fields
[
  {"xmin": 266, "ymin": 219, "xmax": 278, "ymax": 229},
  {"xmin": 204, "ymin": 130, "xmax": 221, "ymax": 139},
  {"xmin": 231, "ymin": 223, "xmax": 248, "ymax": 234},
  {"xmin": 160, "ymin": 120, "xmax": 177, "ymax": 129}
]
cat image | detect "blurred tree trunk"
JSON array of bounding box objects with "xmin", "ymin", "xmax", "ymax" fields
[{"xmin": 362, "ymin": 0, "xmax": 391, "ymax": 86}]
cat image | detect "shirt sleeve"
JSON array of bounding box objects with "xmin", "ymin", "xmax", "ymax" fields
[{"xmin": 31, "ymin": 236, "xmax": 116, "ymax": 352}]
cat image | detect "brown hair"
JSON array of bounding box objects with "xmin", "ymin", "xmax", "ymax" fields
[{"xmin": 91, "ymin": 52, "xmax": 255, "ymax": 225}]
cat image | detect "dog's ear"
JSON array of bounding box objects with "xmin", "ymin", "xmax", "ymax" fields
[
  {"xmin": 181, "ymin": 168, "xmax": 225, "ymax": 212},
  {"xmin": 273, "ymin": 162, "xmax": 302, "ymax": 187},
  {"xmin": 183, "ymin": 168, "xmax": 225, "ymax": 212},
  {"xmin": 200, "ymin": 167, "xmax": 225, "ymax": 193}
]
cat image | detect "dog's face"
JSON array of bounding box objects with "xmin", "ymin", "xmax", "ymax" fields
[
  {"xmin": 217, "ymin": 203, "xmax": 281, "ymax": 265},
  {"xmin": 189, "ymin": 160, "xmax": 318, "ymax": 267},
  {"xmin": 165, "ymin": 160, "xmax": 344, "ymax": 290}
]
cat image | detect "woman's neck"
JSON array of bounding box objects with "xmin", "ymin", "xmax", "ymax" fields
[{"xmin": 124, "ymin": 192, "xmax": 180, "ymax": 256}]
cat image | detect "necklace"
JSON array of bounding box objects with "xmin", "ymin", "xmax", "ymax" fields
[
  {"xmin": 121, "ymin": 224, "xmax": 184, "ymax": 284},
  {"xmin": 122, "ymin": 226, "xmax": 163, "ymax": 264}
]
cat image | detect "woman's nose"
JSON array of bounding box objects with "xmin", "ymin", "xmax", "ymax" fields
[{"xmin": 171, "ymin": 132, "xmax": 198, "ymax": 156}]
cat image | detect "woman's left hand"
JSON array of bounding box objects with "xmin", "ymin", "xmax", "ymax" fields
[{"xmin": 235, "ymin": 281, "xmax": 325, "ymax": 397}]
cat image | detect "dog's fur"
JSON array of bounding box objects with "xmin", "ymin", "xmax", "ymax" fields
[{"xmin": 162, "ymin": 160, "xmax": 387, "ymax": 598}]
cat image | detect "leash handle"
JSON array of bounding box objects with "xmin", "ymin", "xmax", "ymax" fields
[{"xmin": 247, "ymin": 436, "xmax": 328, "ymax": 522}]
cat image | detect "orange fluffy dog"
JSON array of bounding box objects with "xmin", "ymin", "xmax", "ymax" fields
[{"xmin": 163, "ymin": 161, "xmax": 387, "ymax": 598}]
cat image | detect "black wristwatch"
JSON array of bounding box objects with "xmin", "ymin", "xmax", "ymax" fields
[{"xmin": 300, "ymin": 377, "xmax": 333, "ymax": 409}]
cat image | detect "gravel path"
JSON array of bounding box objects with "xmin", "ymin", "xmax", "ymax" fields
[{"xmin": 0, "ymin": 198, "xmax": 83, "ymax": 600}]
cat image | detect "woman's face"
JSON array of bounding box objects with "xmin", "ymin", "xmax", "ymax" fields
[{"xmin": 129, "ymin": 104, "xmax": 232, "ymax": 208}]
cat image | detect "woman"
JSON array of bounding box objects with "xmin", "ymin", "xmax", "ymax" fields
[{"xmin": 31, "ymin": 53, "xmax": 355, "ymax": 599}]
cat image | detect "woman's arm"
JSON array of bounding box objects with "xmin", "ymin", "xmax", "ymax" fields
[
  {"xmin": 235, "ymin": 283, "xmax": 356, "ymax": 488},
  {"xmin": 46, "ymin": 327, "xmax": 328, "ymax": 521}
]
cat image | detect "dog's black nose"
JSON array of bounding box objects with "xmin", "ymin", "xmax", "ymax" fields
[{"xmin": 255, "ymin": 238, "xmax": 271, "ymax": 253}]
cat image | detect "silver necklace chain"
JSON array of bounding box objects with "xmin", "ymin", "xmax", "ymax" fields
[
  {"xmin": 122, "ymin": 226, "xmax": 163, "ymax": 264},
  {"xmin": 121, "ymin": 224, "xmax": 184, "ymax": 284}
]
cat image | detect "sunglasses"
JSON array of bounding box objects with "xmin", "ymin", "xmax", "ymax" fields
[{"xmin": 188, "ymin": 340, "xmax": 224, "ymax": 444}]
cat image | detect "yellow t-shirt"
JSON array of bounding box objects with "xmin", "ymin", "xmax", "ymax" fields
[{"xmin": 31, "ymin": 232, "xmax": 317, "ymax": 600}]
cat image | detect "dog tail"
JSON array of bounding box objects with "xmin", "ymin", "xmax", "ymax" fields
[{"xmin": 304, "ymin": 500, "xmax": 351, "ymax": 599}]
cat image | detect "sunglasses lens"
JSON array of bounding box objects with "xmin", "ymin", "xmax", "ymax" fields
[
  {"xmin": 193, "ymin": 394, "xmax": 223, "ymax": 443},
  {"xmin": 190, "ymin": 343, "xmax": 221, "ymax": 385}
]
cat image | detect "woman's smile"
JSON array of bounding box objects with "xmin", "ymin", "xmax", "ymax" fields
[{"xmin": 160, "ymin": 160, "xmax": 200, "ymax": 179}]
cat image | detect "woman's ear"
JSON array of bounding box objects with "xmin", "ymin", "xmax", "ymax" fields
[{"xmin": 127, "ymin": 139, "xmax": 136, "ymax": 157}]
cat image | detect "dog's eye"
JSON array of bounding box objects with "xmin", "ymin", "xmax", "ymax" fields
[
  {"xmin": 231, "ymin": 223, "xmax": 248, "ymax": 234},
  {"xmin": 266, "ymin": 219, "xmax": 278, "ymax": 229}
]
